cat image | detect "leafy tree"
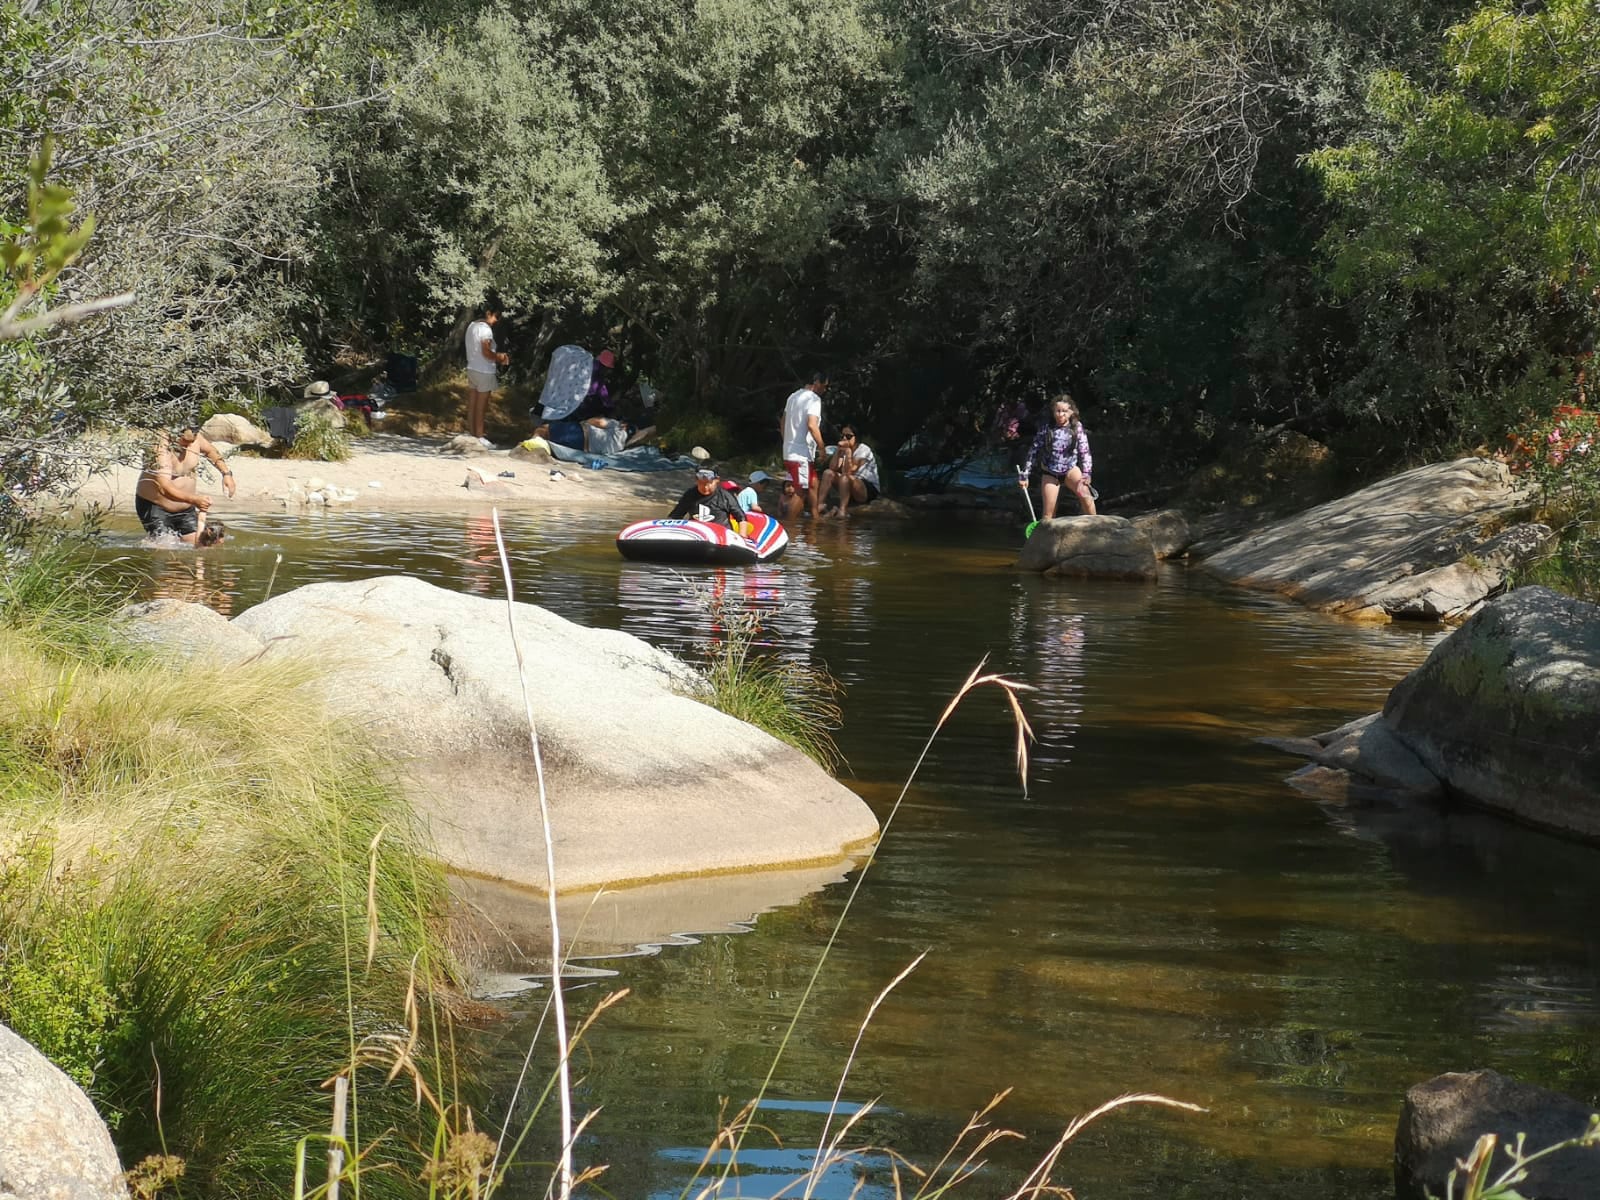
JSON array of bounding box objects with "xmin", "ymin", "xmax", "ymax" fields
[
  {"xmin": 1308, "ymin": 0, "xmax": 1600, "ymax": 456},
  {"xmin": 1, "ymin": 0, "xmax": 358, "ymax": 423}
]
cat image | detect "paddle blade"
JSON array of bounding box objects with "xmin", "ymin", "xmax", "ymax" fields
[{"xmin": 1024, "ymin": 520, "xmax": 1038, "ymax": 539}]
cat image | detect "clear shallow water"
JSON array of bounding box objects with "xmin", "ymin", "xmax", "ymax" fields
[{"xmin": 100, "ymin": 507, "xmax": 1600, "ymax": 1199}]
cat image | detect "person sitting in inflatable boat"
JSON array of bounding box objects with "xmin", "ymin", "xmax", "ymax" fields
[{"xmin": 668, "ymin": 466, "xmax": 748, "ymax": 530}]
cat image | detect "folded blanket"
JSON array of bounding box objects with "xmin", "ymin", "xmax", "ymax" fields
[{"xmin": 546, "ymin": 442, "xmax": 699, "ymax": 472}]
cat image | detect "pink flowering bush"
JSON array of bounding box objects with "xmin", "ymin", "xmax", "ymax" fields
[{"xmin": 1506, "ymin": 404, "xmax": 1600, "ymax": 595}]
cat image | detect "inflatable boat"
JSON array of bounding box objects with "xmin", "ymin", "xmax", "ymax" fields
[{"xmin": 615, "ymin": 512, "xmax": 789, "ymax": 565}]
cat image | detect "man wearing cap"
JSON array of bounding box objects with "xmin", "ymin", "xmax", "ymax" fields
[
  {"xmin": 780, "ymin": 369, "xmax": 828, "ymax": 521},
  {"xmin": 668, "ymin": 465, "xmax": 748, "ymax": 528},
  {"xmin": 464, "ymin": 303, "xmax": 509, "ymax": 443}
]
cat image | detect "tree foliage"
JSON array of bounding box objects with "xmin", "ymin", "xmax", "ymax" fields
[
  {"xmin": 8, "ymin": 0, "xmax": 1600, "ymax": 518},
  {"xmin": 1308, "ymin": 0, "xmax": 1600, "ymax": 454}
]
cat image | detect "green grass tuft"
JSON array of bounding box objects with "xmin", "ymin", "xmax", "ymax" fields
[
  {"xmin": 0, "ymin": 588, "xmax": 452, "ymax": 1196},
  {"xmin": 694, "ymin": 593, "xmax": 844, "ymax": 772},
  {"xmin": 288, "ymin": 407, "xmax": 353, "ymax": 462}
]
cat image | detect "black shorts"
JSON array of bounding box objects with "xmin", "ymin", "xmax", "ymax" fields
[
  {"xmin": 861, "ymin": 480, "xmax": 879, "ymax": 503},
  {"xmin": 136, "ymin": 496, "xmax": 200, "ymax": 538}
]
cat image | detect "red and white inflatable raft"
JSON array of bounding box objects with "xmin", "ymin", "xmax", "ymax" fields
[{"xmin": 615, "ymin": 512, "xmax": 789, "ymax": 565}]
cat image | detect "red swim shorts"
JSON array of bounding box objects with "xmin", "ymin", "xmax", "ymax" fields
[{"xmin": 784, "ymin": 459, "xmax": 811, "ymax": 490}]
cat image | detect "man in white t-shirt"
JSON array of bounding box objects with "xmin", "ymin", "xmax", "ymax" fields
[
  {"xmin": 463, "ymin": 304, "xmax": 509, "ymax": 442},
  {"xmin": 779, "ymin": 369, "xmax": 828, "ymax": 520},
  {"xmin": 818, "ymin": 424, "xmax": 881, "ymax": 519}
]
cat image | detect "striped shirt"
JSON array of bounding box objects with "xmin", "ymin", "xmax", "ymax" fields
[{"xmin": 1022, "ymin": 421, "xmax": 1092, "ymax": 479}]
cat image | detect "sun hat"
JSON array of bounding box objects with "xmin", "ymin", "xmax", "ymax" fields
[
  {"xmin": 749, "ymin": 469, "xmax": 771, "ymax": 484},
  {"xmin": 302, "ymin": 380, "xmax": 335, "ymax": 401}
]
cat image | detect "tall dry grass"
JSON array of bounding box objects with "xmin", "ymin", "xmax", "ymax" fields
[{"xmin": 0, "ymin": 612, "xmax": 450, "ymax": 1196}]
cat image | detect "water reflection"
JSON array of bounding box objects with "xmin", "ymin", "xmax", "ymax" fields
[{"xmin": 96, "ymin": 507, "xmax": 1600, "ymax": 1200}]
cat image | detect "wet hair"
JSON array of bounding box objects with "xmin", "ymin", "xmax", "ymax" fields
[{"xmin": 197, "ymin": 521, "xmax": 225, "ymax": 548}]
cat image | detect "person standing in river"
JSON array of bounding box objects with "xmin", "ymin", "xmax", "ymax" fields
[
  {"xmin": 780, "ymin": 369, "xmax": 828, "ymax": 521},
  {"xmin": 463, "ymin": 303, "xmax": 509, "ymax": 444},
  {"xmin": 135, "ymin": 425, "xmax": 236, "ymax": 545},
  {"xmin": 1019, "ymin": 393, "xmax": 1096, "ymax": 518}
]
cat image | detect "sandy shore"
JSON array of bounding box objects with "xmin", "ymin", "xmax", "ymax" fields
[{"xmin": 73, "ymin": 432, "xmax": 690, "ymax": 517}]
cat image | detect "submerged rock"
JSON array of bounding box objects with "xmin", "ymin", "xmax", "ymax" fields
[
  {"xmin": 0, "ymin": 1022, "xmax": 128, "ymax": 1200},
  {"xmin": 1203, "ymin": 458, "xmax": 1547, "ymax": 621},
  {"xmin": 1396, "ymin": 1069, "xmax": 1599, "ymax": 1200},
  {"xmin": 1016, "ymin": 515, "xmax": 1158, "ymax": 580}
]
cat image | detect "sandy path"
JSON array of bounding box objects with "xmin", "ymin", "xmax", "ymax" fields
[{"xmin": 74, "ymin": 432, "xmax": 690, "ymax": 518}]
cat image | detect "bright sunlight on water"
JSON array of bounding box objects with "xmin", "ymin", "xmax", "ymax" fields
[{"xmin": 100, "ymin": 505, "xmax": 1600, "ymax": 1199}]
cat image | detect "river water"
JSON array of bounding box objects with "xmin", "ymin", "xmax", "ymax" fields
[{"xmin": 103, "ymin": 507, "xmax": 1600, "ymax": 1199}]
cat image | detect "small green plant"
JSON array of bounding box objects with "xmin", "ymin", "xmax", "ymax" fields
[
  {"xmin": 289, "ymin": 407, "xmax": 353, "ymax": 461},
  {"xmin": 1435, "ymin": 1117, "xmax": 1600, "ymax": 1199},
  {"xmin": 693, "ymin": 591, "xmax": 844, "ymax": 771}
]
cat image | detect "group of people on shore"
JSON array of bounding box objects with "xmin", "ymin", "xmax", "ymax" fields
[{"xmin": 133, "ymin": 301, "xmax": 1097, "ymax": 549}]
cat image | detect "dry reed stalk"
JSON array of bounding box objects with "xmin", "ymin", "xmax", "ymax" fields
[
  {"xmin": 1005, "ymin": 1093, "xmax": 1207, "ymax": 1200},
  {"xmin": 489, "ymin": 508, "xmax": 575, "ymax": 1200},
  {"xmin": 712, "ymin": 659, "xmax": 1035, "ymax": 1191},
  {"xmin": 805, "ymin": 951, "xmax": 928, "ymax": 1199}
]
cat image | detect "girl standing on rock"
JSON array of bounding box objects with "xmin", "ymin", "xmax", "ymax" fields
[{"xmin": 1019, "ymin": 394, "xmax": 1096, "ymax": 519}]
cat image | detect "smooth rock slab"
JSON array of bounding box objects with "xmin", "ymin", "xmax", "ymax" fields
[
  {"xmin": 1396, "ymin": 1069, "xmax": 1599, "ymax": 1200},
  {"xmin": 1384, "ymin": 587, "xmax": 1600, "ymax": 840},
  {"xmin": 0, "ymin": 1022, "xmax": 128, "ymax": 1200},
  {"xmin": 1017, "ymin": 515, "xmax": 1158, "ymax": 580},
  {"xmin": 219, "ymin": 576, "xmax": 880, "ymax": 892},
  {"xmin": 1203, "ymin": 458, "xmax": 1544, "ymax": 621}
]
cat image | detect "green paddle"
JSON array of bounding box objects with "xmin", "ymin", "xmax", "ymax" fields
[{"xmin": 1017, "ymin": 468, "xmax": 1039, "ymax": 538}]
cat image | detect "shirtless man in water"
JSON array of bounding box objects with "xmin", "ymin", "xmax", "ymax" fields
[{"xmin": 135, "ymin": 426, "xmax": 235, "ymax": 545}]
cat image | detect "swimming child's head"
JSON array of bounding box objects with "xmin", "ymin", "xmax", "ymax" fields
[{"xmin": 197, "ymin": 520, "xmax": 226, "ymax": 548}]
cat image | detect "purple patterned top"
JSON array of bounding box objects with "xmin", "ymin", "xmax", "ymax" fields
[{"xmin": 1021, "ymin": 421, "xmax": 1092, "ymax": 479}]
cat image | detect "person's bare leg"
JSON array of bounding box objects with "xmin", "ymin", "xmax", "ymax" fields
[
  {"xmin": 838, "ymin": 477, "xmax": 866, "ymax": 520},
  {"xmin": 1041, "ymin": 476, "xmax": 1061, "ymax": 520},
  {"xmin": 1067, "ymin": 467, "xmax": 1096, "ymax": 515},
  {"xmin": 466, "ymin": 388, "xmax": 485, "ymax": 438},
  {"xmin": 818, "ymin": 469, "xmax": 838, "ymax": 516}
]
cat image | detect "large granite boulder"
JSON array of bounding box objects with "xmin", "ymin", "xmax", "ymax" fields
[
  {"xmin": 125, "ymin": 577, "xmax": 879, "ymax": 893},
  {"xmin": 1383, "ymin": 587, "xmax": 1600, "ymax": 839},
  {"xmin": 1396, "ymin": 1069, "xmax": 1599, "ymax": 1200},
  {"xmin": 1203, "ymin": 458, "xmax": 1551, "ymax": 621},
  {"xmin": 0, "ymin": 1022, "xmax": 129, "ymax": 1200},
  {"xmin": 1265, "ymin": 588, "xmax": 1600, "ymax": 841},
  {"xmin": 1017, "ymin": 515, "xmax": 1158, "ymax": 580}
]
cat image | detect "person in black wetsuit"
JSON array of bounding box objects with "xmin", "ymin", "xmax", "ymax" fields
[{"xmin": 668, "ymin": 466, "xmax": 747, "ymax": 528}]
